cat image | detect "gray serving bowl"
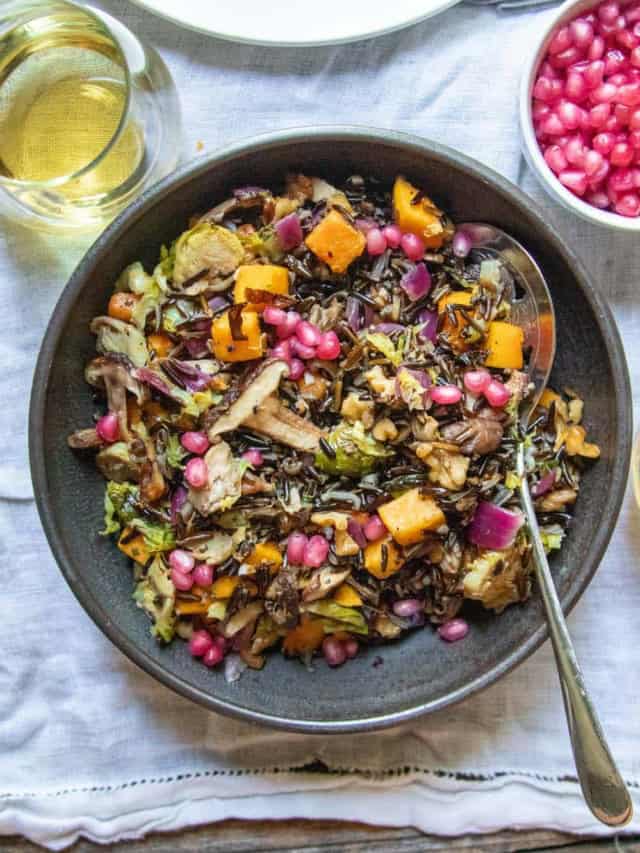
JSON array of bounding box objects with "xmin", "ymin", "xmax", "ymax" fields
[{"xmin": 30, "ymin": 127, "xmax": 631, "ymax": 733}]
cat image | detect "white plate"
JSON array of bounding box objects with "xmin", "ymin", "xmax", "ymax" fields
[{"xmin": 128, "ymin": 0, "xmax": 460, "ymax": 46}]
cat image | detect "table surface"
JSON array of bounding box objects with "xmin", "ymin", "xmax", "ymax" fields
[{"xmin": 4, "ymin": 821, "xmax": 640, "ymax": 851}]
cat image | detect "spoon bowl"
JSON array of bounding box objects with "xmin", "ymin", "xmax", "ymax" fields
[
  {"xmin": 464, "ymin": 222, "xmax": 632, "ymax": 828},
  {"xmin": 459, "ymin": 223, "xmax": 555, "ymax": 426}
]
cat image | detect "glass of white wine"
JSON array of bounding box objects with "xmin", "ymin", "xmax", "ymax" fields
[{"xmin": 0, "ymin": 1, "xmax": 182, "ymax": 231}]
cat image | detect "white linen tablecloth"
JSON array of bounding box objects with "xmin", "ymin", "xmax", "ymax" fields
[{"xmin": 1, "ymin": 1, "xmax": 640, "ymax": 848}]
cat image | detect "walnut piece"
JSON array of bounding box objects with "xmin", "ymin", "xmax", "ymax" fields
[
  {"xmin": 372, "ymin": 418, "xmax": 398, "ymax": 442},
  {"xmin": 365, "ymin": 365, "xmax": 396, "ymax": 403},
  {"xmin": 422, "ymin": 447, "xmax": 470, "ymax": 490},
  {"xmin": 538, "ymin": 488, "xmax": 578, "ymax": 511},
  {"xmin": 340, "ymin": 393, "xmax": 375, "ymax": 429}
]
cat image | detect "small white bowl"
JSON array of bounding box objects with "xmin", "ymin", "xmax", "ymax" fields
[{"xmin": 519, "ymin": 0, "xmax": 640, "ymax": 230}]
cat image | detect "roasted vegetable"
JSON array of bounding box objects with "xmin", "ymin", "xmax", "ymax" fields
[
  {"xmin": 173, "ymin": 223, "xmax": 244, "ymax": 286},
  {"xmin": 393, "ymin": 176, "xmax": 447, "ymax": 249},
  {"xmin": 211, "ymin": 309, "xmax": 264, "ymax": 362},
  {"xmin": 233, "ymin": 264, "xmax": 290, "ymax": 310},
  {"xmin": 315, "ymin": 421, "xmax": 391, "ymax": 477},
  {"xmin": 378, "ymin": 489, "xmax": 446, "ymax": 546},
  {"xmin": 484, "ymin": 321, "xmax": 524, "ymax": 370},
  {"xmin": 133, "ymin": 556, "xmax": 175, "ymax": 641},
  {"xmin": 363, "ymin": 536, "xmax": 405, "ymax": 579},
  {"xmin": 305, "ymin": 209, "xmax": 366, "ymax": 274}
]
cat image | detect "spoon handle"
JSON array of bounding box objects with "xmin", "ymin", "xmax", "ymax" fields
[{"xmin": 517, "ymin": 444, "xmax": 633, "ymax": 827}]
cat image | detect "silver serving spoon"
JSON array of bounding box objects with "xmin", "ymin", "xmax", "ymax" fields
[{"xmin": 460, "ymin": 223, "xmax": 633, "ymax": 828}]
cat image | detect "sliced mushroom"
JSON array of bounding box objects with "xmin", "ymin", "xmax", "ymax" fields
[
  {"xmin": 90, "ymin": 316, "xmax": 148, "ymax": 368},
  {"xmin": 178, "ymin": 530, "xmax": 234, "ymax": 564},
  {"xmin": 85, "ymin": 355, "xmax": 148, "ymax": 442},
  {"xmin": 222, "ymin": 601, "xmax": 264, "ymax": 639},
  {"xmin": 96, "ymin": 441, "xmax": 143, "ymax": 483},
  {"xmin": 67, "ymin": 427, "xmax": 102, "ymax": 449},
  {"xmin": 265, "ymin": 568, "xmax": 299, "ymax": 628},
  {"xmin": 243, "ymin": 394, "xmax": 326, "ymax": 453},
  {"xmin": 241, "ymin": 471, "xmax": 274, "ymax": 495},
  {"xmin": 208, "ymin": 359, "xmax": 289, "ymax": 439},
  {"xmin": 302, "ymin": 568, "xmax": 351, "ymax": 602}
]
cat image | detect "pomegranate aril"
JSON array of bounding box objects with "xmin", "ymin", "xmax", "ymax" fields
[
  {"xmin": 588, "ymin": 35, "xmax": 606, "ymax": 59},
  {"xmin": 540, "ymin": 60, "xmax": 561, "ymax": 79},
  {"xmin": 598, "ymin": 1, "xmax": 620, "ymax": 24},
  {"xmin": 588, "ymin": 157, "xmax": 610, "ymax": 184},
  {"xmin": 541, "ymin": 113, "xmax": 566, "ymax": 135},
  {"xmin": 593, "ymin": 131, "xmax": 616, "ymax": 153},
  {"xmin": 616, "ymin": 83, "xmax": 640, "ymax": 106},
  {"xmin": 630, "ymin": 129, "xmax": 640, "ymax": 147},
  {"xmin": 632, "ymin": 46, "xmax": 640, "ymax": 66},
  {"xmin": 611, "ymin": 141, "xmax": 635, "ymax": 165},
  {"xmin": 586, "ymin": 189, "xmax": 611, "ymax": 207},
  {"xmin": 605, "ymin": 49, "xmax": 627, "ymax": 75},
  {"xmin": 609, "ymin": 73, "xmax": 629, "ymax": 87},
  {"xmin": 288, "ymin": 358, "xmax": 305, "ymax": 380},
  {"xmin": 550, "ymin": 46, "xmax": 584, "ymax": 68},
  {"xmin": 628, "ymin": 3, "xmax": 640, "ymax": 24},
  {"xmin": 544, "ymin": 144, "xmax": 568, "ymax": 173},
  {"xmin": 559, "ymin": 169, "xmax": 588, "ymax": 195},
  {"xmin": 565, "ymin": 136, "xmax": 586, "ymax": 165},
  {"xmin": 614, "ymin": 103, "xmax": 632, "ymax": 124},
  {"xmin": 557, "ymin": 101, "xmax": 582, "ymax": 129},
  {"xmin": 584, "ymin": 149, "xmax": 605, "ymax": 176},
  {"xmin": 592, "ymin": 82, "xmax": 618, "ymax": 102},
  {"xmin": 584, "ymin": 60, "xmax": 605, "ymax": 88},
  {"xmin": 548, "ymin": 25, "xmax": 573, "ymax": 54},
  {"xmin": 616, "ymin": 29, "xmax": 639, "ymax": 51},
  {"xmin": 604, "ymin": 114, "xmax": 623, "ymax": 132},
  {"xmin": 589, "ymin": 102, "xmax": 611, "ymax": 126},
  {"xmin": 609, "ymin": 166, "xmax": 635, "ymax": 191},
  {"xmin": 534, "ymin": 77, "xmax": 557, "ymax": 102},
  {"xmin": 570, "ymin": 19, "xmax": 595, "ymax": 48},
  {"xmin": 533, "ymin": 100, "xmax": 552, "ymax": 120},
  {"xmin": 615, "ymin": 191, "xmax": 640, "ymax": 215},
  {"xmin": 566, "ymin": 72, "xmax": 587, "ymax": 101}
]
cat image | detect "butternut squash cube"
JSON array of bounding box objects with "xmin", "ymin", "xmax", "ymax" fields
[
  {"xmin": 378, "ymin": 488, "xmax": 445, "ymax": 546},
  {"xmin": 393, "ymin": 176, "xmax": 446, "ymax": 249},
  {"xmin": 333, "ymin": 584, "xmax": 363, "ymax": 607},
  {"xmin": 484, "ymin": 321, "xmax": 524, "ymax": 370},
  {"xmin": 212, "ymin": 309, "xmax": 264, "ymax": 362},
  {"xmin": 245, "ymin": 542, "xmax": 283, "ymax": 570},
  {"xmin": 363, "ymin": 536, "xmax": 405, "ymax": 579},
  {"xmin": 305, "ymin": 209, "xmax": 366, "ymax": 274},
  {"xmin": 210, "ymin": 576, "xmax": 240, "ymax": 599},
  {"xmin": 233, "ymin": 264, "xmax": 290, "ymax": 311},
  {"xmin": 283, "ymin": 615, "xmax": 325, "ymax": 655}
]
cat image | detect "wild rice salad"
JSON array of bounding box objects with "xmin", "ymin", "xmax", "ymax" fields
[{"xmin": 68, "ymin": 172, "xmax": 600, "ymax": 675}]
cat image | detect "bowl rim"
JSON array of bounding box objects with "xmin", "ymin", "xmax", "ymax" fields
[
  {"xmin": 29, "ymin": 125, "xmax": 632, "ymax": 732},
  {"xmin": 519, "ymin": 0, "xmax": 640, "ymax": 231}
]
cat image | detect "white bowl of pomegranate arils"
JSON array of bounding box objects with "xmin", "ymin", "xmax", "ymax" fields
[{"xmin": 520, "ymin": 0, "xmax": 640, "ymax": 227}]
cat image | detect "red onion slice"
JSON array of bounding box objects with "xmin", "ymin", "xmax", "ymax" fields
[
  {"xmin": 347, "ymin": 518, "xmax": 367, "ymax": 549},
  {"xmin": 468, "ymin": 501, "xmax": 524, "ymax": 550},
  {"xmin": 400, "ymin": 262, "xmax": 432, "ymax": 302},
  {"xmin": 531, "ymin": 470, "xmax": 557, "ymax": 497},
  {"xmin": 274, "ymin": 212, "xmax": 303, "ymax": 251},
  {"xmin": 417, "ymin": 309, "xmax": 438, "ymax": 343},
  {"xmin": 346, "ymin": 296, "xmax": 362, "ymax": 332}
]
